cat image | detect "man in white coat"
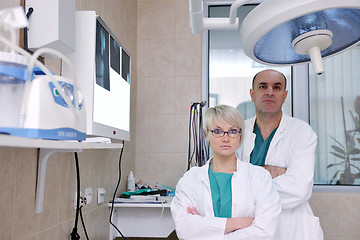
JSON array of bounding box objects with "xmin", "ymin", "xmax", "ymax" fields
[{"xmin": 237, "ymin": 69, "xmax": 324, "ymax": 240}]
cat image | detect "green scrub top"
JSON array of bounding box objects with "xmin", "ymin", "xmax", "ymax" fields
[
  {"xmin": 208, "ymin": 162, "xmax": 233, "ymax": 218},
  {"xmin": 250, "ymin": 122, "xmax": 278, "ymax": 166}
]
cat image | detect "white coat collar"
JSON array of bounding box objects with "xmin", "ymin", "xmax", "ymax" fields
[
  {"xmin": 199, "ymin": 157, "xmax": 242, "ymax": 183},
  {"xmin": 247, "ymin": 112, "xmax": 289, "ymax": 133},
  {"xmin": 241, "ymin": 112, "xmax": 290, "ymax": 162}
]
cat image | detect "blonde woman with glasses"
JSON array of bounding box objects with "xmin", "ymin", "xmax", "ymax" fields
[{"xmin": 171, "ymin": 104, "xmax": 281, "ymax": 240}]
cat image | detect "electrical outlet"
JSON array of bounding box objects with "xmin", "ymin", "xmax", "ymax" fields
[
  {"xmin": 85, "ymin": 188, "xmax": 92, "ymax": 205},
  {"xmin": 98, "ymin": 188, "xmax": 106, "ymax": 204},
  {"xmin": 73, "ymin": 191, "xmax": 86, "ymax": 209}
]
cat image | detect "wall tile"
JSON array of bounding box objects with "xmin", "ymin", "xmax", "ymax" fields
[
  {"xmin": 149, "ymin": 76, "xmax": 175, "ymax": 115},
  {"xmin": 148, "ymin": 152, "xmax": 175, "ymax": 186},
  {"xmin": 137, "ymin": 0, "xmax": 150, "ymax": 39},
  {"xmin": 81, "ymin": 209, "xmax": 99, "ymax": 239},
  {"xmin": 87, "ymin": 150, "xmax": 104, "ymax": 211},
  {"xmin": 23, "ymin": 234, "xmax": 37, "ymax": 240},
  {"xmin": 149, "ymin": 0, "xmax": 176, "ymax": 39},
  {"xmin": 58, "ymin": 218, "xmax": 73, "ymax": 240},
  {"xmin": 175, "ymin": 0, "xmax": 201, "ymax": 39},
  {"xmin": 339, "ymin": 193, "xmax": 360, "ymax": 237},
  {"xmin": 12, "ymin": 148, "xmax": 39, "ymax": 240},
  {"xmin": 79, "ymin": 0, "xmax": 94, "ymax": 11},
  {"xmin": 59, "ymin": 152, "xmax": 77, "ymax": 222},
  {"xmin": 149, "ymin": 39, "xmax": 175, "ymax": 77},
  {"xmin": 98, "ymin": 150, "xmax": 111, "ymax": 194},
  {"xmin": 0, "ymin": 147, "xmax": 15, "ymax": 240},
  {"xmin": 114, "ymin": 0, "xmax": 127, "ymax": 46},
  {"xmin": 136, "ymin": 77, "xmax": 149, "ymax": 115},
  {"xmin": 309, "ymin": 193, "xmax": 340, "ymax": 237},
  {"xmin": 135, "ymin": 152, "xmax": 149, "ymax": 183},
  {"xmin": 135, "ymin": 114, "xmax": 149, "ymax": 153},
  {"xmin": 173, "ymin": 152, "xmax": 188, "ymax": 189},
  {"xmin": 174, "ymin": 114, "xmax": 189, "ymax": 153},
  {"xmin": 93, "ymin": 0, "xmax": 105, "ymax": 23},
  {"xmin": 137, "ymin": 40, "xmax": 150, "ymax": 77},
  {"xmin": 38, "ymin": 225, "xmax": 58, "ymax": 240},
  {"xmin": 98, "ymin": 206, "xmax": 111, "ymax": 239},
  {"xmin": 76, "ymin": 0, "xmax": 81, "ymax": 10},
  {"xmin": 174, "ymin": 76, "xmax": 202, "ymax": 114},
  {"xmin": 148, "ymin": 115, "xmax": 175, "ymax": 153},
  {"xmin": 0, "ymin": 0, "xmax": 19, "ymax": 9},
  {"xmin": 125, "ymin": 2, "xmax": 138, "ymax": 65},
  {"xmin": 175, "ymin": 38, "xmax": 201, "ymax": 76}
]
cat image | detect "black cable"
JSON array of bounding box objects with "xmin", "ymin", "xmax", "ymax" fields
[
  {"xmin": 187, "ymin": 104, "xmax": 194, "ymax": 170},
  {"xmin": 188, "ymin": 103, "xmax": 198, "ymax": 170},
  {"xmin": 109, "ymin": 141, "xmax": 126, "ymax": 240},
  {"xmin": 24, "ymin": 4, "xmax": 34, "ymax": 52},
  {"xmin": 187, "ymin": 101, "xmax": 208, "ymax": 169},
  {"xmin": 79, "ymin": 207, "xmax": 90, "ymax": 240},
  {"xmin": 70, "ymin": 152, "xmax": 81, "ymax": 240},
  {"xmin": 199, "ymin": 107, "xmax": 204, "ymax": 166}
]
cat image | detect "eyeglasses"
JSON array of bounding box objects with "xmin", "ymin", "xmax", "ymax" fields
[{"xmin": 209, "ymin": 128, "xmax": 242, "ymax": 138}]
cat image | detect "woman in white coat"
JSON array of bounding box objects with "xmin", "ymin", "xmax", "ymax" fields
[{"xmin": 171, "ymin": 105, "xmax": 281, "ymax": 240}]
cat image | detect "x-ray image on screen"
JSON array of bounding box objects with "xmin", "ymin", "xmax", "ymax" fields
[
  {"xmin": 95, "ymin": 21, "xmax": 110, "ymax": 91},
  {"xmin": 110, "ymin": 36, "xmax": 121, "ymax": 75},
  {"xmin": 122, "ymin": 49, "xmax": 130, "ymax": 83}
]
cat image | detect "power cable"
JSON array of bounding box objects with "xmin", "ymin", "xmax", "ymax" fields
[
  {"xmin": 187, "ymin": 101, "xmax": 208, "ymax": 170},
  {"xmin": 70, "ymin": 152, "xmax": 81, "ymax": 240},
  {"xmin": 79, "ymin": 207, "xmax": 89, "ymax": 240},
  {"xmin": 23, "ymin": 1, "xmax": 34, "ymax": 52},
  {"xmin": 109, "ymin": 141, "xmax": 126, "ymax": 239}
]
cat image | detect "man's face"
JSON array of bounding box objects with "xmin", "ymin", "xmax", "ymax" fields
[{"xmin": 250, "ymin": 70, "xmax": 288, "ymax": 115}]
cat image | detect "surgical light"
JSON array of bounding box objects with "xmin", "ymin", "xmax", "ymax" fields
[{"xmin": 189, "ymin": 0, "xmax": 360, "ymax": 75}]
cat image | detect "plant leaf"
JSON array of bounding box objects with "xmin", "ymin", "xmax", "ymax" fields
[
  {"xmin": 331, "ymin": 145, "xmax": 346, "ymax": 155},
  {"xmin": 350, "ymin": 164, "xmax": 360, "ymax": 172},
  {"xmin": 349, "ymin": 148, "xmax": 360, "ymax": 155},
  {"xmin": 348, "ymin": 136, "xmax": 356, "ymax": 150},
  {"xmin": 327, "ymin": 163, "xmax": 344, "ymax": 168},
  {"xmin": 330, "ymin": 170, "xmax": 340, "ymax": 184},
  {"xmin": 329, "ymin": 136, "xmax": 345, "ymax": 149},
  {"xmin": 354, "ymin": 172, "xmax": 360, "ymax": 179},
  {"xmin": 346, "ymin": 132, "xmax": 351, "ymax": 145},
  {"xmin": 330, "ymin": 152, "xmax": 346, "ymax": 159},
  {"xmin": 350, "ymin": 157, "xmax": 360, "ymax": 161}
]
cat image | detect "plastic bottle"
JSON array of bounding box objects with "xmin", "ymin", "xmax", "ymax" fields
[{"xmin": 127, "ymin": 171, "xmax": 136, "ymax": 192}]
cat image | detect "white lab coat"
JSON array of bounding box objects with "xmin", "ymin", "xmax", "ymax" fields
[
  {"xmin": 171, "ymin": 158, "xmax": 281, "ymax": 240},
  {"xmin": 237, "ymin": 114, "xmax": 324, "ymax": 240}
]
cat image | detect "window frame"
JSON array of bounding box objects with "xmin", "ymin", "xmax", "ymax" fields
[{"xmin": 201, "ymin": 0, "xmax": 360, "ymax": 193}]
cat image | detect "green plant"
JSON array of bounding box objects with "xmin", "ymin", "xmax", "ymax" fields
[{"xmin": 328, "ymin": 96, "xmax": 360, "ymax": 185}]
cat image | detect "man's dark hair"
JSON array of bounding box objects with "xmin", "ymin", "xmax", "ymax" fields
[{"xmin": 252, "ymin": 70, "xmax": 287, "ymax": 89}]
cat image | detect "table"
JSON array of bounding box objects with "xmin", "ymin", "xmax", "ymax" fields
[{"xmin": 108, "ymin": 201, "xmax": 175, "ymax": 239}]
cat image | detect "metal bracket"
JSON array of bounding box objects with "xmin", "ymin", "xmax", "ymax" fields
[{"xmin": 35, "ymin": 148, "xmax": 82, "ymax": 214}]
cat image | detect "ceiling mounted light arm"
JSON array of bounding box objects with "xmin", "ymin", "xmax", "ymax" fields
[
  {"xmin": 189, "ymin": 0, "xmax": 251, "ymax": 34},
  {"xmin": 229, "ymin": 0, "xmax": 251, "ymax": 24},
  {"xmin": 240, "ymin": 0, "xmax": 360, "ymax": 75}
]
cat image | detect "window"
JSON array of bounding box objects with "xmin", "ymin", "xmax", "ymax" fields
[
  {"xmin": 208, "ymin": 5, "xmax": 292, "ymax": 120},
  {"xmin": 204, "ymin": 2, "xmax": 360, "ymax": 188},
  {"xmin": 310, "ymin": 46, "xmax": 360, "ymax": 186}
]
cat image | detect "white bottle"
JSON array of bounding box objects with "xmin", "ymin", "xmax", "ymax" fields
[{"xmin": 127, "ymin": 171, "xmax": 135, "ymax": 192}]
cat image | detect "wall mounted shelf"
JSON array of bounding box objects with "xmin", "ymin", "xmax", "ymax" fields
[{"xmin": 0, "ymin": 135, "xmax": 123, "ymax": 214}]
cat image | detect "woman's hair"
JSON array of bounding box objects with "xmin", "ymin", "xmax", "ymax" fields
[{"xmin": 203, "ymin": 105, "xmax": 245, "ymax": 144}]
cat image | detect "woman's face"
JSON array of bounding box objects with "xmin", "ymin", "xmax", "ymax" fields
[{"xmin": 207, "ymin": 118, "xmax": 241, "ymax": 158}]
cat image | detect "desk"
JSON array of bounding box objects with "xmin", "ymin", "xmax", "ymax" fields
[{"xmin": 109, "ymin": 202, "xmax": 175, "ymax": 239}]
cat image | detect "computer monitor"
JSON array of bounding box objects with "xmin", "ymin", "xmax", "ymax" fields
[{"xmin": 62, "ymin": 11, "xmax": 130, "ymax": 140}]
